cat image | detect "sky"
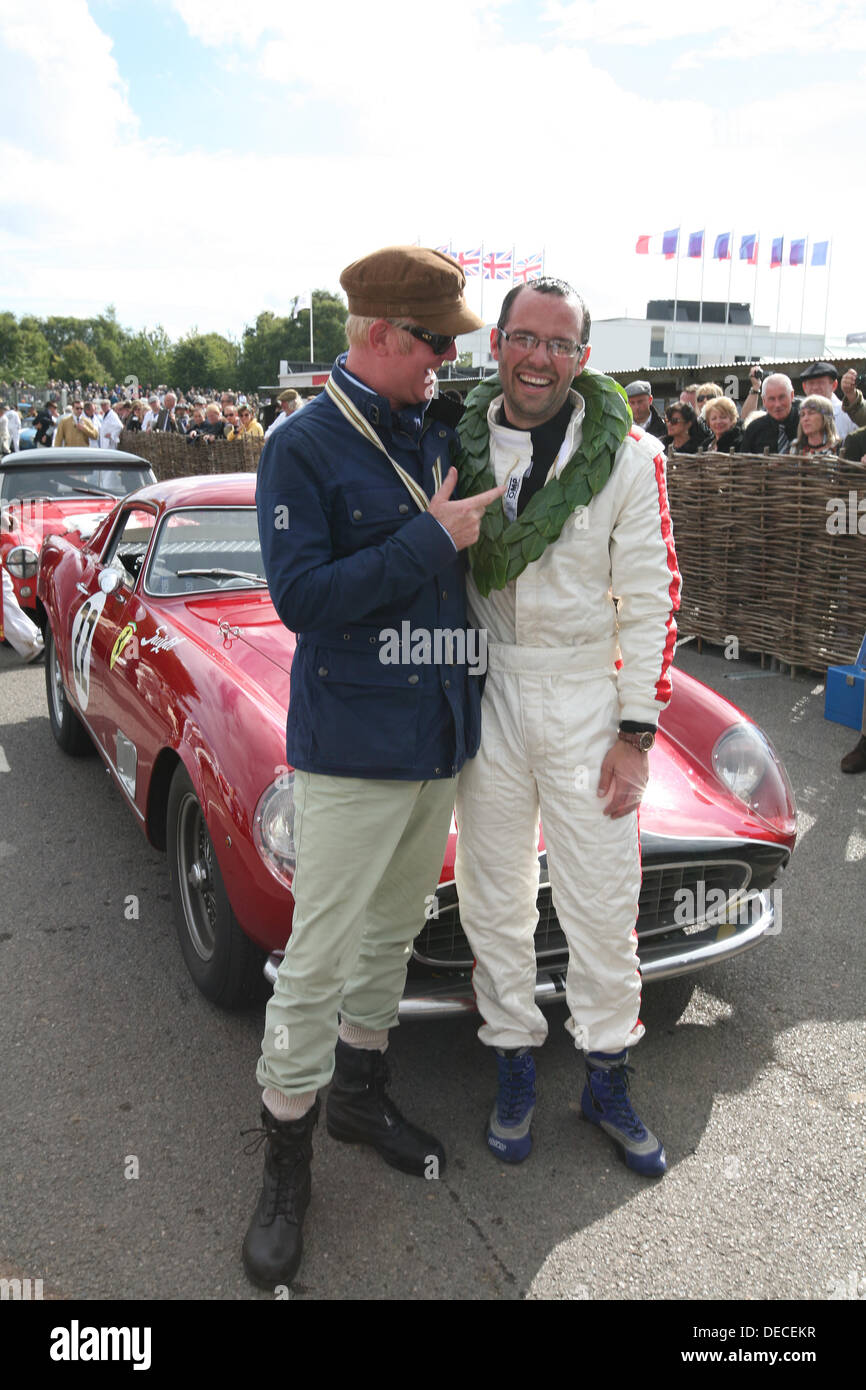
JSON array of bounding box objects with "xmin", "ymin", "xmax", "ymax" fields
[{"xmin": 1, "ymin": 0, "xmax": 864, "ymax": 353}]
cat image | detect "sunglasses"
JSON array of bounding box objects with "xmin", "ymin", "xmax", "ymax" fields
[
  {"xmin": 665, "ymin": 415, "xmax": 684, "ymax": 424},
  {"xmin": 399, "ymin": 324, "xmax": 456, "ymax": 355}
]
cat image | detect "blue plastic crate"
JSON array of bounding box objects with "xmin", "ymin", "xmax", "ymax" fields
[{"xmin": 825, "ymin": 664, "xmax": 866, "ymax": 731}]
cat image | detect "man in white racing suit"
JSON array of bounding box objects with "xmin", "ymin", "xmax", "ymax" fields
[{"xmin": 454, "ymin": 277, "xmax": 680, "ymax": 1176}]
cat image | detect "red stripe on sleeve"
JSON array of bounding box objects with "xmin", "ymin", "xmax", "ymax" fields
[{"xmin": 651, "ymin": 448, "xmax": 680, "ymax": 704}]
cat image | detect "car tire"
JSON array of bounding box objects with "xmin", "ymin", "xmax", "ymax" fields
[
  {"xmin": 45, "ymin": 625, "xmax": 91, "ymax": 756},
  {"xmin": 166, "ymin": 764, "xmax": 268, "ymax": 1009}
]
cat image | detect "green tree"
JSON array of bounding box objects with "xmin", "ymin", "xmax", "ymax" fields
[
  {"xmin": 40, "ymin": 315, "xmax": 86, "ymax": 357},
  {"xmin": 55, "ymin": 338, "xmax": 108, "ymax": 383},
  {"xmin": 87, "ymin": 305, "xmax": 129, "ymax": 382},
  {"xmin": 171, "ymin": 331, "xmax": 239, "ymax": 390},
  {"xmin": 16, "ymin": 325, "xmax": 53, "ymax": 383},
  {"xmin": 308, "ymin": 289, "xmax": 348, "ymax": 364},
  {"xmin": 237, "ymin": 291, "xmax": 347, "ymax": 392},
  {"xmin": 0, "ymin": 314, "xmax": 52, "ymax": 383},
  {"xmin": 125, "ymin": 325, "xmax": 173, "ymax": 389}
]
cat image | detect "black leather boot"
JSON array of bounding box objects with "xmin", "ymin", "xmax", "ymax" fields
[
  {"xmin": 841, "ymin": 735, "xmax": 866, "ymax": 774},
  {"xmin": 242, "ymin": 1099, "xmax": 319, "ymax": 1289},
  {"xmin": 326, "ymin": 1039, "xmax": 446, "ymax": 1177}
]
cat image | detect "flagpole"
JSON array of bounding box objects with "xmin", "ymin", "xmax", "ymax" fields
[
  {"xmin": 722, "ymin": 231, "xmax": 734, "ymax": 361},
  {"xmin": 670, "ymin": 229, "xmax": 680, "ymax": 367},
  {"xmin": 697, "ymin": 232, "xmax": 705, "ymax": 362},
  {"xmin": 773, "ymin": 242, "xmax": 784, "ymax": 356},
  {"xmin": 747, "ymin": 241, "xmax": 759, "ymax": 361},
  {"xmin": 797, "ymin": 237, "xmax": 809, "ymax": 357},
  {"xmin": 309, "ymin": 295, "xmax": 314, "ymax": 363},
  {"xmin": 821, "ymin": 240, "xmax": 833, "ymax": 353}
]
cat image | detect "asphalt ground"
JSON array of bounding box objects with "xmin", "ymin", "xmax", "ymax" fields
[{"xmin": 0, "ymin": 635, "xmax": 864, "ymax": 1314}]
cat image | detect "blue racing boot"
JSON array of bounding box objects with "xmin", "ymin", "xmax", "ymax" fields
[
  {"xmin": 581, "ymin": 1051, "xmax": 666, "ymax": 1177},
  {"xmin": 486, "ymin": 1048, "xmax": 536, "ymax": 1163}
]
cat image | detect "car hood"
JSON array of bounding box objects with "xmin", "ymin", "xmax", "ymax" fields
[{"xmin": 165, "ymin": 591, "xmax": 296, "ymax": 707}]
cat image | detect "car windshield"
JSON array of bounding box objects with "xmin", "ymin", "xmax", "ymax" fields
[
  {"xmin": 0, "ymin": 464, "xmax": 153, "ymax": 503},
  {"xmin": 145, "ymin": 507, "xmax": 266, "ymax": 595}
]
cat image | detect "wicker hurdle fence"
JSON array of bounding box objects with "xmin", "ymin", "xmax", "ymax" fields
[
  {"xmin": 666, "ymin": 451, "xmax": 866, "ymax": 672},
  {"xmin": 120, "ymin": 428, "xmax": 263, "ymax": 480}
]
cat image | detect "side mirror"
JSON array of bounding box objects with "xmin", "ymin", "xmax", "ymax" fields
[{"xmin": 99, "ymin": 568, "xmax": 122, "ymax": 595}]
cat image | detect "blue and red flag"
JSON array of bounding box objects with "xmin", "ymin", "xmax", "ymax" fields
[
  {"xmin": 770, "ymin": 237, "xmax": 784, "ymax": 268},
  {"xmin": 687, "ymin": 230, "xmax": 704, "ymax": 258},
  {"xmin": 662, "ymin": 228, "xmax": 679, "ymax": 259},
  {"xmin": 713, "ymin": 233, "xmax": 732, "ymax": 260},
  {"xmin": 739, "ymin": 234, "xmax": 758, "ymax": 265},
  {"xmin": 789, "ymin": 239, "xmax": 806, "ymax": 266}
]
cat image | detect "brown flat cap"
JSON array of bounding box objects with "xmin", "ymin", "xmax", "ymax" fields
[
  {"xmin": 277, "ymin": 388, "xmax": 301, "ymax": 403},
  {"xmin": 340, "ymin": 245, "xmax": 482, "ymax": 335}
]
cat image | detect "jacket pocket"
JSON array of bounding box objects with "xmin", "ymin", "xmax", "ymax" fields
[{"xmin": 308, "ymin": 646, "xmax": 422, "ymax": 769}]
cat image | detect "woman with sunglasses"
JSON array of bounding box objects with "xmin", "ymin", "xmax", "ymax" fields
[
  {"xmin": 234, "ymin": 404, "xmax": 264, "ymax": 439},
  {"xmin": 663, "ymin": 401, "xmax": 702, "ymax": 453}
]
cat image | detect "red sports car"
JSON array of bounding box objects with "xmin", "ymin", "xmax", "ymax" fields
[
  {"xmin": 1, "ymin": 446, "xmax": 155, "ymax": 623},
  {"xmin": 38, "ymin": 474, "xmax": 797, "ymax": 1012}
]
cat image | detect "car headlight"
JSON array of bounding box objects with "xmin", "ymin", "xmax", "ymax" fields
[
  {"xmin": 712, "ymin": 723, "xmax": 796, "ymax": 831},
  {"xmin": 253, "ymin": 771, "xmax": 296, "ymax": 888},
  {"xmin": 5, "ymin": 545, "xmax": 38, "ymax": 579}
]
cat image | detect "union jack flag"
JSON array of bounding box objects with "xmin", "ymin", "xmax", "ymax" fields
[
  {"xmin": 483, "ymin": 249, "xmax": 512, "ymax": 280},
  {"xmin": 454, "ymin": 247, "xmax": 480, "ymax": 276},
  {"xmin": 514, "ymin": 253, "xmax": 543, "ymax": 283}
]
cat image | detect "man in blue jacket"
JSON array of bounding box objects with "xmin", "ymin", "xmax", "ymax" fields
[{"xmin": 245, "ymin": 245, "xmax": 503, "ymax": 1289}]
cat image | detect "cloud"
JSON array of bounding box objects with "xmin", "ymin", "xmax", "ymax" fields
[
  {"xmin": 0, "ymin": 0, "xmax": 863, "ymax": 345},
  {"xmin": 0, "ymin": 0, "xmax": 136, "ymax": 158},
  {"xmin": 544, "ymin": 0, "xmax": 866, "ymax": 57}
]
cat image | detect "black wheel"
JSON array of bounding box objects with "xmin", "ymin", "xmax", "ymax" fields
[
  {"xmin": 45, "ymin": 625, "xmax": 91, "ymax": 755},
  {"xmin": 166, "ymin": 764, "xmax": 268, "ymax": 1008}
]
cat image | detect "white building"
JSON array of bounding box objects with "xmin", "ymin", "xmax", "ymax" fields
[
  {"xmin": 589, "ymin": 315, "xmax": 824, "ymax": 373},
  {"xmin": 454, "ymin": 301, "xmax": 824, "ymax": 374}
]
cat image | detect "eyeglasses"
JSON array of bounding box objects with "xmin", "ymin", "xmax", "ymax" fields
[
  {"xmin": 498, "ymin": 329, "xmax": 583, "ymax": 359},
  {"xmin": 696, "ymin": 393, "xmax": 716, "ymax": 402},
  {"xmin": 665, "ymin": 415, "xmax": 684, "ymax": 424},
  {"xmin": 397, "ymin": 324, "xmax": 456, "ymax": 356}
]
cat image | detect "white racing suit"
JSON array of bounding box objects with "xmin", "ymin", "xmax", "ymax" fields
[
  {"xmin": 455, "ymin": 388, "xmax": 680, "ymax": 1053},
  {"xmin": 1, "ymin": 564, "xmax": 44, "ymax": 660}
]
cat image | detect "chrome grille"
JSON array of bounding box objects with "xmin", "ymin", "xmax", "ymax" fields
[{"xmin": 413, "ymin": 858, "xmax": 752, "ymax": 968}]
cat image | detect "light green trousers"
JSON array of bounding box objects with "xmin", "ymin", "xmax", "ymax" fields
[{"xmin": 257, "ymin": 771, "xmax": 456, "ymax": 1097}]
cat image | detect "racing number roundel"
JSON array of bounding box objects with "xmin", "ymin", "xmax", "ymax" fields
[{"xmin": 70, "ymin": 591, "xmax": 107, "ymax": 711}]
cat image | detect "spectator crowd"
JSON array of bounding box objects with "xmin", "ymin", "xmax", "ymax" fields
[
  {"xmin": 0, "ymin": 381, "xmax": 307, "ymax": 454},
  {"xmin": 624, "ymin": 361, "xmax": 866, "ymax": 462},
  {"xmin": 3, "ymin": 362, "xmax": 865, "ymax": 460}
]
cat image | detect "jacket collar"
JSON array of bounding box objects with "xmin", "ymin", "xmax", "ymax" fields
[{"xmin": 332, "ymin": 354, "xmax": 426, "ymax": 442}]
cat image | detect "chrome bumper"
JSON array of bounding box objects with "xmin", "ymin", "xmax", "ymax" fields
[{"xmin": 263, "ymin": 888, "xmax": 778, "ymax": 1021}]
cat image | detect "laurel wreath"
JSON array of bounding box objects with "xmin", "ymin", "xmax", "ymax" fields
[{"xmin": 453, "ymin": 368, "xmax": 632, "ymax": 596}]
